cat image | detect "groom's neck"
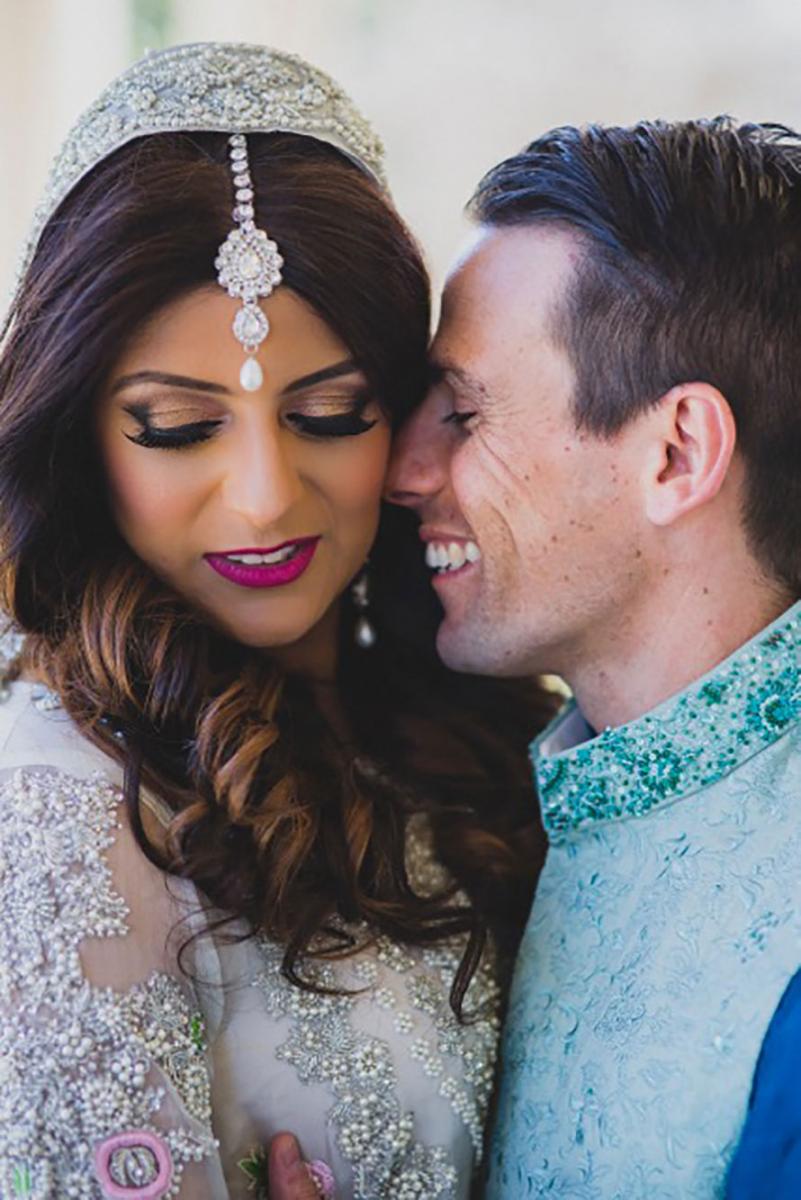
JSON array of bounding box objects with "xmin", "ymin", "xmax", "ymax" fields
[{"xmin": 561, "ymin": 565, "xmax": 793, "ymax": 734}]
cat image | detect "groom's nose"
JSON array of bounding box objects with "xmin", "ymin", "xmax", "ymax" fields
[{"xmin": 385, "ymin": 390, "xmax": 451, "ymax": 510}]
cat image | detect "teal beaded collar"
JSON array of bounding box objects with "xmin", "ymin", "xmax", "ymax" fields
[{"xmin": 535, "ymin": 601, "xmax": 801, "ymax": 841}]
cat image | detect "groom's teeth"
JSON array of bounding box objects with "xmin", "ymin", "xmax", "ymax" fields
[
  {"xmin": 226, "ymin": 545, "xmax": 298, "ymax": 565},
  {"xmin": 425, "ymin": 539, "xmax": 481, "ymax": 572}
]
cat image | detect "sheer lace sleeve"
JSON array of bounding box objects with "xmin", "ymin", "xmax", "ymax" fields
[{"xmin": 0, "ymin": 762, "xmax": 227, "ymax": 1199}]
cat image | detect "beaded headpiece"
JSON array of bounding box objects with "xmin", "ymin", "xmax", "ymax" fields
[{"xmin": 14, "ymin": 42, "xmax": 387, "ymax": 389}]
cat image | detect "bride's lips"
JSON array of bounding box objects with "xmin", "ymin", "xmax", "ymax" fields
[{"xmin": 204, "ymin": 538, "xmax": 320, "ymax": 589}]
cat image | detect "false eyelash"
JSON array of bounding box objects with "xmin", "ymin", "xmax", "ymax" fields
[
  {"xmin": 288, "ymin": 412, "xmax": 378, "ymax": 438},
  {"xmin": 125, "ymin": 420, "xmax": 223, "ymax": 450},
  {"xmin": 124, "ymin": 396, "xmax": 379, "ymax": 451},
  {"xmin": 286, "ymin": 392, "xmax": 379, "ymax": 439}
]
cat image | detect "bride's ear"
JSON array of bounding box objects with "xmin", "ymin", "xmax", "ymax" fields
[{"xmin": 642, "ymin": 382, "xmax": 737, "ymax": 527}]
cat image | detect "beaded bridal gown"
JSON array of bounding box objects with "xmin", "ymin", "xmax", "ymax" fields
[{"xmin": 0, "ymin": 678, "xmax": 499, "ymax": 1199}]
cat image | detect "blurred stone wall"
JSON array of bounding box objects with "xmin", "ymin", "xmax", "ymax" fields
[{"xmin": 3, "ymin": 0, "xmax": 801, "ymax": 303}]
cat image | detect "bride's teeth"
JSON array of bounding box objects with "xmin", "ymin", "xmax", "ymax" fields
[
  {"xmin": 425, "ymin": 543, "xmax": 440, "ymax": 569},
  {"xmin": 464, "ymin": 541, "xmax": 481, "ymax": 563},
  {"xmin": 227, "ymin": 545, "xmax": 297, "ymax": 565},
  {"xmin": 448, "ymin": 542, "xmax": 466, "ymax": 570}
]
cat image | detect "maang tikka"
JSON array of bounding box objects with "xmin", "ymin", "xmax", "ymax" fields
[{"xmin": 215, "ymin": 134, "xmax": 283, "ymax": 392}]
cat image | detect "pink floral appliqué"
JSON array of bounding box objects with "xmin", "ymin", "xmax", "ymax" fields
[
  {"xmin": 306, "ymin": 1158, "xmax": 336, "ymax": 1198},
  {"xmin": 94, "ymin": 1130, "xmax": 173, "ymax": 1199}
]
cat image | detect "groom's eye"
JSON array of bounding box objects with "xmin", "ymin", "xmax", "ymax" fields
[{"xmin": 442, "ymin": 410, "xmax": 477, "ymax": 428}]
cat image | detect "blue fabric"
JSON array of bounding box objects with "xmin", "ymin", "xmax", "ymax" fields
[
  {"xmin": 488, "ymin": 601, "xmax": 801, "ymax": 1198},
  {"xmin": 726, "ymin": 969, "xmax": 801, "ymax": 1199}
]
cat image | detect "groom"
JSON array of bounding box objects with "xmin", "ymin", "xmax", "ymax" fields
[
  {"xmin": 271, "ymin": 117, "xmax": 801, "ymax": 1196},
  {"xmin": 387, "ymin": 116, "xmax": 801, "ymax": 1197}
]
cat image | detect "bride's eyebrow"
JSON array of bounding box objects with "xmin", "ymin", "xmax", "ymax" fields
[
  {"xmin": 111, "ymin": 360, "xmax": 366, "ymax": 398},
  {"xmin": 110, "ymin": 370, "xmax": 231, "ymax": 396},
  {"xmin": 282, "ymin": 358, "xmax": 363, "ymax": 395}
]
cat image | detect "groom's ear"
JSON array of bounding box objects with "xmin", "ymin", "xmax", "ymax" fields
[{"xmin": 642, "ymin": 382, "xmax": 737, "ymax": 527}]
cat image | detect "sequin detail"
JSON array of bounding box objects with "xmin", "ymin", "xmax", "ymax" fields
[
  {"xmin": 0, "ymin": 768, "xmax": 216, "ymax": 1197},
  {"xmin": 94, "ymin": 1130, "xmax": 172, "ymax": 1198},
  {"xmin": 489, "ymin": 721, "xmax": 801, "ymax": 1197},
  {"xmin": 251, "ymin": 817, "xmax": 500, "ymax": 1199},
  {"xmin": 537, "ymin": 602, "xmax": 801, "ymax": 838},
  {"xmin": 16, "ymin": 42, "xmax": 386, "ymax": 297}
]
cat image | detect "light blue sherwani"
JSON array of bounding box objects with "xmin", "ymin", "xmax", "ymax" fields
[{"xmin": 487, "ymin": 601, "xmax": 801, "ymax": 1199}]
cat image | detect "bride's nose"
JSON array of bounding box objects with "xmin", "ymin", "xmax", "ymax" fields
[{"xmin": 221, "ymin": 423, "xmax": 305, "ymax": 529}]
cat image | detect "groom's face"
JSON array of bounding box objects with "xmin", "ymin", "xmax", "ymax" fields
[{"xmin": 387, "ymin": 225, "xmax": 650, "ymax": 677}]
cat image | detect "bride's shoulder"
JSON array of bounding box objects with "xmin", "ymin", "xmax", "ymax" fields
[
  {"xmin": 0, "ymin": 676, "xmax": 122, "ymax": 783},
  {"xmin": 0, "ymin": 678, "xmax": 174, "ymax": 879}
]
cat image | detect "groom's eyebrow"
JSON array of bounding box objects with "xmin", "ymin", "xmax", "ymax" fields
[{"xmin": 427, "ymin": 360, "xmax": 490, "ymax": 406}]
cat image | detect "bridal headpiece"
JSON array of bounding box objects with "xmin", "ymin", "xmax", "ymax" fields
[{"xmin": 15, "ymin": 42, "xmax": 386, "ymax": 390}]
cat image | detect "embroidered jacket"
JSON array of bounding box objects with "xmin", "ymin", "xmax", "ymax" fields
[{"xmin": 488, "ymin": 601, "xmax": 801, "ymax": 1199}]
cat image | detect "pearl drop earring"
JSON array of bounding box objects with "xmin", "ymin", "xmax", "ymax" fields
[{"xmin": 352, "ymin": 568, "xmax": 376, "ymax": 649}]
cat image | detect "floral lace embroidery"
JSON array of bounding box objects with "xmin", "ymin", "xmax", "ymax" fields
[
  {"xmin": 537, "ymin": 601, "xmax": 801, "ymax": 838},
  {"xmin": 401, "ymin": 815, "xmax": 501, "ymax": 1152},
  {"xmin": 489, "ymin": 601, "xmax": 801, "ymax": 1197},
  {"xmin": 251, "ymin": 817, "xmax": 501, "ymax": 1198},
  {"xmin": 253, "ymin": 938, "xmax": 458, "ymax": 1199},
  {"xmin": 489, "ymin": 728, "xmax": 801, "ymax": 1197},
  {"xmin": 0, "ymin": 767, "xmax": 216, "ymax": 1198}
]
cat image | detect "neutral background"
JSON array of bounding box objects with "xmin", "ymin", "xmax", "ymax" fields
[{"xmin": 2, "ymin": 0, "xmax": 801, "ymax": 302}]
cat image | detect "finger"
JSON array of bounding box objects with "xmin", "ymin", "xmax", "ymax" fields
[{"xmin": 268, "ymin": 1132, "xmax": 323, "ymax": 1200}]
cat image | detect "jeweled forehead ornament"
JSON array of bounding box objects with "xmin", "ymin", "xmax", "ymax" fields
[
  {"xmin": 9, "ymin": 41, "xmax": 387, "ymax": 322},
  {"xmin": 215, "ymin": 133, "xmax": 283, "ymax": 392}
]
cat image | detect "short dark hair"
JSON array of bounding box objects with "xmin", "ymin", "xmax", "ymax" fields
[{"xmin": 470, "ymin": 117, "xmax": 801, "ymax": 594}]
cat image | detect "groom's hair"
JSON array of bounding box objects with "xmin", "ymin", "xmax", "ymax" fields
[{"xmin": 470, "ymin": 117, "xmax": 801, "ymax": 593}]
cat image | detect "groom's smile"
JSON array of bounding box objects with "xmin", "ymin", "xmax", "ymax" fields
[{"xmin": 388, "ymin": 223, "xmax": 650, "ymax": 681}]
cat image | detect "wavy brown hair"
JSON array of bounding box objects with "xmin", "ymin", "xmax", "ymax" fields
[{"xmin": 0, "ymin": 131, "xmax": 558, "ymax": 1012}]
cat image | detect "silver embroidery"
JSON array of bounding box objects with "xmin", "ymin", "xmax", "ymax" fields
[
  {"xmin": 15, "ymin": 42, "xmax": 386, "ymax": 299},
  {"xmin": 0, "ymin": 767, "xmax": 216, "ymax": 1197},
  {"xmin": 253, "ymin": 939, "xmax": 459, "ymax": 1199},
  {"xmin": 401, "ymin": 815, "xmax": 502, "ymax": 1156},
  {"xmin": 251, "ymin": 816, "xmax": 501, "ymax": 1196}
]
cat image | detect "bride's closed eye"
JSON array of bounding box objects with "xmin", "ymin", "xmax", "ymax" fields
[
  {"xmin": 285, "ymin": 392, "xmax": 379, "ymax": 439},
  {"xmin": 122, "ymin": 393, "xmax": 380, "ymax": 451},
  {"xmin": 122, "ymin": 402, "xmax": 224, "ymax": 450}
]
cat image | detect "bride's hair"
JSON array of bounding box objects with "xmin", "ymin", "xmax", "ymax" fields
[{"xmin": 0, "ymin": 132, "xmax": 556, "ymax": 1011}]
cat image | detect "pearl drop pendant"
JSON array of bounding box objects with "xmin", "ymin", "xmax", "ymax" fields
[
  {"xmin": 355, "ymin": 615, "xmax": 377, "ymax": 649},
  {"xmin": 240, "ymin": 356, "xmax": 263, "ymax": 391}
]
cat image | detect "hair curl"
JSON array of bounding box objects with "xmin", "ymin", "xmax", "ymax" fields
[{"xmin": 0, "ymin": 131, "xmax": 557, "ymax": 1013}]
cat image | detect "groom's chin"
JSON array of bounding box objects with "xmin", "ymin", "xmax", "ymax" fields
[
  {"xmin": 435, "ymin": 616, "xmax": 497, "ymax": 676},
  {"xmin": 435, "ymin": 616, "xmax": 475, "ymax": 673}
]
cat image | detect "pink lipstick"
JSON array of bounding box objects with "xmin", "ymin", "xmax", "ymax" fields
[{"xmin": 205, "ymin": 538, "xmax": 320, "ymax": 589}]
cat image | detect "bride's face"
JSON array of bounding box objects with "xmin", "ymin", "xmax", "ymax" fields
[{"xmin": 96, "ymin": 285, "xmax": 390, "ymax": 657}]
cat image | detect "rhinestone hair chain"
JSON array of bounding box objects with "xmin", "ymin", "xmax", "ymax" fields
[
  {"xmin": 9, "ymin": 43, "xmax": 387, "ymax": 320},
  {"xmin": 215, "ymin": 134, "xmax": 284, "ymax": 392}
]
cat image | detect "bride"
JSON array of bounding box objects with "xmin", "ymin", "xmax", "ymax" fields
[{"xmin": 0, "ymin": 43, "xmax": 553, "ymax": 1199}]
